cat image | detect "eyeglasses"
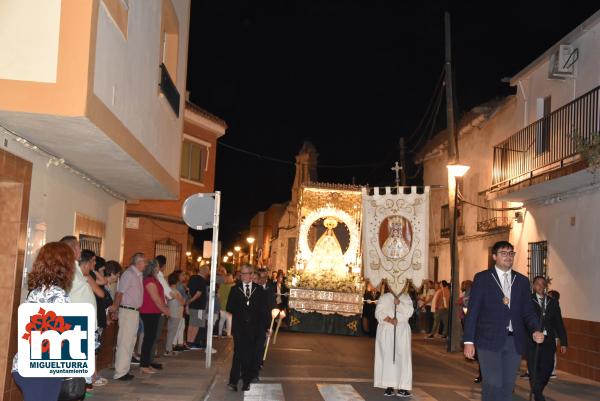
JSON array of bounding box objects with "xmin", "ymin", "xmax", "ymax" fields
[{"xmin": 497, "ymin": 251, "xmax": 516, "ymax": 257}]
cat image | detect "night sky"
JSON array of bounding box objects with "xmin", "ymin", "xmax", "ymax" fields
[{"xmin": 186, "ymin": 1, "xmax": 600, "ymax": 249}]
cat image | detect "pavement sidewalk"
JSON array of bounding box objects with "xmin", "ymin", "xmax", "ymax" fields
[
  {"xmin": 88, "ymin": 337, "xmax": 233, "ymax": 401},
  {"xmin": 414, "ymin": 335, "xmax": 600, "ymax": 401}
]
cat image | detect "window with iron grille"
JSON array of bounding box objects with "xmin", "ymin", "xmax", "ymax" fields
[
  {"xmin": 528, "ymin": 241, "xmax": 548, "ymax": 282},
  {"xmin": 155, "ymin": 238, "xmax": 182, "ymax": 276},
  {"xmin": 79, "ymin": 234, "xmax": 102, "ymax": 256}
]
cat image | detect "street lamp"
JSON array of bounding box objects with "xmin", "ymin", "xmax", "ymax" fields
[
  {"xmin": 185, "ymin": 251, "xmax": 192, "ymax": 257},
  {"xmin": 446, "ymin": 163, "xmax": 470, "ymax": 353},
  {"xmin": 246, "ymin": 236, "xmax": 255, "ymax": 266},
  {"xmin": 227, "ymin": 251, "xmax": 233, "ymax": 257},
  {"xmin": 223, "ymin": 256, "xmax": 229, "ymax": 263},
  {"xmin": 234, "ymin": 245, "xmax": 241, "ymax": 267}
]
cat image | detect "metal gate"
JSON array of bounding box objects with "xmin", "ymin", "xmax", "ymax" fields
[
  {"xmin": 154, "ymin": 238, "xmax": 182, "ymax": 276},
  {"xmin": 79, "ymin": 234, "xmax": 102, "ymax": 256}
]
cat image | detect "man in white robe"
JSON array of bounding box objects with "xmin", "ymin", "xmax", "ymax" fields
[{"xmin": 374, "ymin": 291, "xmax": 413, "ymax": 397}]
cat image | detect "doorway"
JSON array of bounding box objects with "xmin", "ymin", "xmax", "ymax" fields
[{"xmin": 0, "ymin": 149, "xmax": 32, "ymax": 399}]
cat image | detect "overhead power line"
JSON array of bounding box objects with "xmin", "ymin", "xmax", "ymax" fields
[{"xmin": 218, "ymin": 141, "xmax": 386, "ymax": 169}]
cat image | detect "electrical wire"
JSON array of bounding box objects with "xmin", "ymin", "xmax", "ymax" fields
[
  {"xmin": 218, "ymin": 141, "xmax": 386, "ymax": 169},
  {"xmin": 409, "ymin": 77, "xmax": 445, "ymax": 154},
  {"xmin": 405, "ymin": 67, "xmax": 446, "ymax": 143},
  {"xmin": 457, "ymin": 188, "xmax": 524, "ymax": 211}
]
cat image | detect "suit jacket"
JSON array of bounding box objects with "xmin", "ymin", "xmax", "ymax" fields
[
  {"xmin": 226, "ymin": 281, "xmax": 270, "ymax": 339},
  {"xmin": 464, "ymin": 267, "xmax": 539, "ymax": 355},
  {"xmin": 527, "ymin": 294, "xmax": 568, "ymax": 348},
  {"xmin": 262, "ymin": 283, "xmax": 277, "ymax": 312}
]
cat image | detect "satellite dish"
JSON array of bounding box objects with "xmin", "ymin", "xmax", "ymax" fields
[{"xmin": 182, "ymin": 193, "xmax": 215, "ymax": 230}]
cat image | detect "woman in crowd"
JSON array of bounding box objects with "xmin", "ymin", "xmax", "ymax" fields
[
  {"xmin": 218, "ymin": 274, "xmax": 235, "ymax": 337},
  {"xmin": 173, "ymin": 270, "xmax": 190, "ymax": 351},
  {"xmin": 139, "ymin": 259, "xmax": 170, "ymax": 374},
  {"xmin": 165, "ymin": 271, "xmax": 185, "ymax": 356},
  {"xmin": 362, "ymin": 280, "xmax": 380, "ymax": 337},
  {"xmin": 12, "ymin": 242, "xmax": 76, "ymax": 401}
]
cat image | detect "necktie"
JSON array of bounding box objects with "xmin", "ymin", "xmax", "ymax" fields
[
  {"xmin": 245, "ymin": 284, "xmax": 250, "ymax": 298},
  {"xmin": 503, "ymin": 272, "xmax": 511, "ymax": 305},
  {"xmin": 503, "ymin": 272, "xmax": 513, "ymax": 331}
]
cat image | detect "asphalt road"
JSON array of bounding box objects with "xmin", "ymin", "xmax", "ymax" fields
[{"xmin": 205, "ymin": 331, "xmax": 600, "ymax": 401}]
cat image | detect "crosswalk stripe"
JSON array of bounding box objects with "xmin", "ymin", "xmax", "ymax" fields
[
  {"xmin": 317, "ymin": 384, "xmax": 365, "ymax": 401},
  {"xmin": 411, "ymin": 388, "xmax": 438, "ymax": 401},
  {"xmin": 243, "ymin": 383, "xmax": 285, "ymax": 401},
  {"xmin": 454, "ymin": 390, "xmax": 481, "ymax": 401}
]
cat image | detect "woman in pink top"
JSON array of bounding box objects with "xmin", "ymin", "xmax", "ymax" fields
[{"xmin": 140, "ymin": 259, "xmax": 170, "ymax": 374}]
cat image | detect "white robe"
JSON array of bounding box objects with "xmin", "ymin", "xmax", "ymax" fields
[{"xmin": 374, "ymin": 293, "xmax": 413, "ymax": 390}]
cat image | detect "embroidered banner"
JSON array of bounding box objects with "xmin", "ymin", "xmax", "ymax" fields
[{"xmin": 361, "ymin": 186, "xmax": 430, "ymax": 295}]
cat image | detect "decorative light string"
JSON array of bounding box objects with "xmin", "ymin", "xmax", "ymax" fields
[{"xmin": 1, "ymin": 124, "xmax": 126, "ymax": 200}]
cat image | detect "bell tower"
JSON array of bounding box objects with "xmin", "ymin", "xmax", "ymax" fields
[{"xmin": 291, "ymin": 141, "xmax": 318, "ymax": 205}]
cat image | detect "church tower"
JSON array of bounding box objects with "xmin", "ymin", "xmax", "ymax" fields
[{"xmin": 291, "ymin": 141, "xmax": 318, "ymax": 205}]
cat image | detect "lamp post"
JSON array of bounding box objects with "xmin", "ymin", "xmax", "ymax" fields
[
  {"xmin": 234, "ymin": 246, "xmax": 241, "ymax": 268},
  {"xmin": 246, "ymin": 236, "xmax": 255, "ymax": 266},
  {"xmin": 446, "ymin": 164, "xmax": 469, "ymax": 352}
]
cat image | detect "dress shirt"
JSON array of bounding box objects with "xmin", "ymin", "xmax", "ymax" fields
[
  {"xmin": 495, "ymin": 266, "xmax": 513, "ymax": 332},
  {"xmin": 156, "ymin": 270, "xmax": 173, "ymax": 300},
  {"xmin": 117, "ymin": 265, "xmax": 144, "ymax": 309}
]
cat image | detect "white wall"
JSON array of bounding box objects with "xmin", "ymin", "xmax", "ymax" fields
[
  {"xmin": 515, "ymin": 23, "xmax": 600, "ymax": 125},
  {"xmin": 510, "ymin": 187, "xmax": 600, "ymax": 323},
  {"xmin": 0, "ymin": 0, "xmax": 61, "ymax": 83},
  {"xmin": 0, "ymin": 130, "xmax": 125, "ymax": 273},
  {"xmin": 93, "ymin": 0, "xmax": 191, "ymax": 181}
]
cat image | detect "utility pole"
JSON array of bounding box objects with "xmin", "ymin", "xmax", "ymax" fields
[
  {"xmin": 399, "ymin": 137, "xmax": 407, "ymax": 186},
  {"xmin": 445, "ymin": 11, "xmax": 463, "ymax": 353}
]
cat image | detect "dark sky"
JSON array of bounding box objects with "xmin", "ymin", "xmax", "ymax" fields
[{"xmin": 186, "ymin": 1, "xmax": 600, "ymax": 249}]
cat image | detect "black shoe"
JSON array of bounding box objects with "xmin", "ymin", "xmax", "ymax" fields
[
  {"xmin": 150, "ymin": 363, "xmax": 163, "ymax": 370},
  {"xmin": 474, "ymin": 376, "xmax": 482, "ymax": 384},
  {"xmin": 130, "ymin": 356, "xmax": 140, "ymax": 365},
  {"xmin": 117, "ymin": 373, "xmax": 134, "ymax": 381},
  {"xmin": 384, "ymin": 388, "xmax": 395, "ymax": 396},
  {"xmin": 251, "ymin": 376, "xmax": 260, "ymax": 383},
  {"xmin": 397, "ymin": 389, "xmax": 412, "ymax": 397},
  {"xmin": 227, "ymin": 383, "xmax": 237, "ymax": 391},
  {"xmin": 242, "ymin": 382, "xmax": 250, "ymax": 391}
]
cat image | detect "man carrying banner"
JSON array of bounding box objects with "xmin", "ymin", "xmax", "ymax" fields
[{"xmin": 374, "ymin": 284, "xmax": 414, "ymax": 397}]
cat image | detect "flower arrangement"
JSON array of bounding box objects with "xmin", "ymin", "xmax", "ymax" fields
[{"xmin": 286, "ymin": 268, "xmax": 364, "ymax": 294}]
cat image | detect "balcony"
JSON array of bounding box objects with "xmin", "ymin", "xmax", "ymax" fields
[
  {"xmin": 476, "ymin": 192, "xmax": 512, "ymax": 232},
  {"xmin": 440, "ymin": 204, "xmax": 464, "ymax": 238},
  {"xmin": 488, "ymin": 86, "xmax": 599, "ymax": 201}
]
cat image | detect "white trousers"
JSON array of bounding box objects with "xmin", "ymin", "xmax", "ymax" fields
[{"xmin": 113, "ymin": 308, "xmax": 139, "ymax": 379}]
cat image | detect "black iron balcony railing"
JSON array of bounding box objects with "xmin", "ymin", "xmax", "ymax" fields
[
  {"xmin": 440, "ymin": 203, "xmax": 464, "ymax": 238},
  {"xmin": 159, "ymin": 63, "xmax": 180, "ymax": 117},
  {"xmin": 476, "ymin": 192, "xmax": 512, "ymax": 232},
  {"xmin": 491, "ymin": 85, "xmax": 600, "ymax": 190}
]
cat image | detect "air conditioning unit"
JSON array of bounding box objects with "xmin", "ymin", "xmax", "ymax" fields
[{"xmin": 549, "ymin": 44, "xmax": 578, "ymax": 79}]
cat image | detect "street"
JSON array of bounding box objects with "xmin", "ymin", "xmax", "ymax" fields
[{"xmin": 205, "ymin": 332, "xmax": 600, "ymax": 401}]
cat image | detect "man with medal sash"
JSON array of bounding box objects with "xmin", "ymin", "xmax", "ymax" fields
[
  {"xmin": 227, "ymin": 264, "xmax": 271, "ymax": 392},
  {"xmin": 464, "ymin": 241, "xmax": 544, "ymax": 401}
]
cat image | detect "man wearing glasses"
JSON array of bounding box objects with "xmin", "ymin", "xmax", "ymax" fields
[
  {"xmin": 226, "ymin": 264, "xmax": 271, "ymax": 392},
  {"xmin": 464, "ymin": 241, "xmax": 544, "ymax": 401}
]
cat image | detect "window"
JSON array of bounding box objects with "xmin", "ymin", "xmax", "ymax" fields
[
  {"xmin": 102, "ymin": 0, "xmax": 129, "ymax": 39},
  {"xmin": 440, "ymin": 203, "xmax": 464, "ymax": 238},
  {"xmin": 155, "ymin": 238, "xmax": 181, "ymax": 276},
  {"xmin": 160, "ymin": 0, "xmax": 179, "ymax": 82},
  {"xmin": 528, "ymin": 241, "xmax": 548, "ymax": 282},
  {"xmin": 80, "ymin": 234, "xmax": 102, "ymax": 256},
  {"xmin": 180, "ymin": 140, "xmax": 208, "ymax": 184}
]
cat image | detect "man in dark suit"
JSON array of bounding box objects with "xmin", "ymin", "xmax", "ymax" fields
[
  {"xmin": 255, "ymin": 268, "xmax": 277, "ymax": 376},
  {"xmin": 227, "ymin": 264, "xmax": 270, "ymax": 392},
  {"xmin": 526, "ymin": 276, "xmax": 568, "ymax": 401},
  {"xmin": 464, "ymin": 241, "xmax": 544, "ymax": 401}
]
